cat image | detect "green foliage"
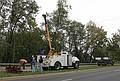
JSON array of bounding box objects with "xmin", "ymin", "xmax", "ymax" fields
[
  {"xmin": 65, "ymin": 21, "xmax": 85, "ymax": 59},
  {"xmin": 107, "ymin": 30, "xmax": 120, "ymax": 61},
  {"xmin": 83, "ymin": 21, "xmax": 107, "ymax": 62},
  {"xmin": 47, "ymin": 0, "xmax": 71, "ymax": 51},
  {"xmin": 0, "ymin": 0, "xmax": 120, "ymax": 63},
  {"xmin": 0, "ymin": 0, "xmax": 41, "ymax": 63}
]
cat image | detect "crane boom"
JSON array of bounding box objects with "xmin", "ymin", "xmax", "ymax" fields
[
  {"xmin": 42, "ymin": 14, "xmax": 52, "ymax": 51},
  {"xmin": 42, "ymin": 14, "xmax": 59, "ymax": 57}
]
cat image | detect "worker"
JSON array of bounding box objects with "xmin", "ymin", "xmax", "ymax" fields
[
  {"xmin": 31, "ymin": 55, "xmax": 36, "ymax": 72},
  {"xmin": 20, "ymin": 58, "xmax": 27, "ymax": 70},
  {"xmin": 39, "ymin": 56, "xmax": 43, "ymax": 73}
]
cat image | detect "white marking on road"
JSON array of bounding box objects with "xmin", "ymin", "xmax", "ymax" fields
[
  {"xmin": 61, "ymin": 79, "xmax": 72, "ymax": 81},
  {"xmin": 114, "ymin": 69, "xmax": 120, "ymax": 72}
]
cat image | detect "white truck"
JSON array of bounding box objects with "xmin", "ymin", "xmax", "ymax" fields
[
  {"xmin": 36, "ymin": 14, "xmax": 79, "ymax": 70},
  {"xmin": 37, "ymin": 51, "xmax": 79, "ymax": 70}
]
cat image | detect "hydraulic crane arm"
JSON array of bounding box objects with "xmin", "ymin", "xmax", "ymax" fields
[
  {"xmin": 42, "ymin": 14, "xmax": 59, "ymax": 57},
  {"xmin": 42, "ymin": 14, "xmax": 52, "ymax": 51}
]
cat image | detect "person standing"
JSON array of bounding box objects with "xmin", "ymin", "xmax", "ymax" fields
[
  {"xmin": 39, "ymin": 56, "xmax": 43, "ymax": 73},
  {"xmin": 31, "ymin": 55, "xmax": 36, "ymax": 72}
]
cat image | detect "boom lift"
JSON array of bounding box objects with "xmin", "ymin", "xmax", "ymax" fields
[
  {"xmin": 37, "ymin": 14, "xmax": 79, "ymax": 70},
  {"xmin": 42, "ymin": 14, "xmax": 59, "ymax": 57}
]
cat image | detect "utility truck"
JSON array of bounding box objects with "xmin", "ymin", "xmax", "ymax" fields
[{"xmin": 36, "ymin": 14, "xmax": 79, "ymax": 70}]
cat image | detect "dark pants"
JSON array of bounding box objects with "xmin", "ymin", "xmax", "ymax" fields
[{"xmin": 22, "ymin": 63, "xmax": 25, "ymax": 69}]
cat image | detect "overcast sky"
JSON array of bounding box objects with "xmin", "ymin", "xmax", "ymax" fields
[{"xmin": 35, "ymin": 0, "xmax": 120, "ymax": 38}]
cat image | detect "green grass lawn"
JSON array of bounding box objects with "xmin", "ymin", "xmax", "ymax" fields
[{"xmin": 0, "ymin": 64, "xmax": 119, "ymax": 78}]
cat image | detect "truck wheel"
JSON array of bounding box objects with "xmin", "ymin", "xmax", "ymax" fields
[
  {"xmin": 74, "ymin": 62, "xmax": 79, "ymax": 69},
  {"xmin": 54, "ymin": 62, "xmax": 61, "ymax": 70}
]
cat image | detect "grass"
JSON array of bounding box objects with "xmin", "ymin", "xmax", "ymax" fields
[
  {"xmin": 0, "ymin": 71, "xmax": 33, "ymax": 78},
  {"xmin": 0, "ymin": 64, "xmax": 120, "ymax": 78},
  {"xmin": 79, "ymin": 65, "xmax": 99, "ymax": 70}
]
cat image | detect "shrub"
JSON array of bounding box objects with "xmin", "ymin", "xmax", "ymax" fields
[{"xmin": 5, "ymin": 65, "xmax": 23, "ymax": 73}]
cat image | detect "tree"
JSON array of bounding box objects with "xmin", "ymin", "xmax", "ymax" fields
[
  {"xmin": 13, "ymin": 27, "xmax": 45, "ymax": 62},
  {"xmin": 0, "ymin": 0, "xmax": 39, "ymax": 63},
  {"xmin": 107, "ymin": 30, "xmax": 120, "ymax": 61},
  {"xmin": 84, "ymin": 21, "xmax": 107, "ymax": 62},
  {"xmin": 48, "ymin": 0, "xmax": 71, "ymax": 51},
  {"xmin": 0, "ymin": 0, "xmax": 12, "ymax": 62},
  {"xmin": 65, "ymin": 20, "xmax": 85, "ymax": 60}
]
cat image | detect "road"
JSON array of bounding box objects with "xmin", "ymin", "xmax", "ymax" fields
[{"xmin": 4, "ymin": 66, "xmax": 120, "ymax": 81}]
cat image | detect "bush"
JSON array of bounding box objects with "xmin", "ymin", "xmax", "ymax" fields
[{"xmin": 5, "ymin": 65, "xmax": 23, "ymax": 73}]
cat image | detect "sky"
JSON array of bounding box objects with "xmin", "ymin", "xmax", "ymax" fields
[{"xmin": 35, "ymin": 0, "xmax": 120, "ymax": 38}]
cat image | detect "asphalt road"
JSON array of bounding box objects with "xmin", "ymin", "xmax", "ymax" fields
[{"xmin": 6, "ymin": 66, "xmax": 120, "ymax": 81}]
